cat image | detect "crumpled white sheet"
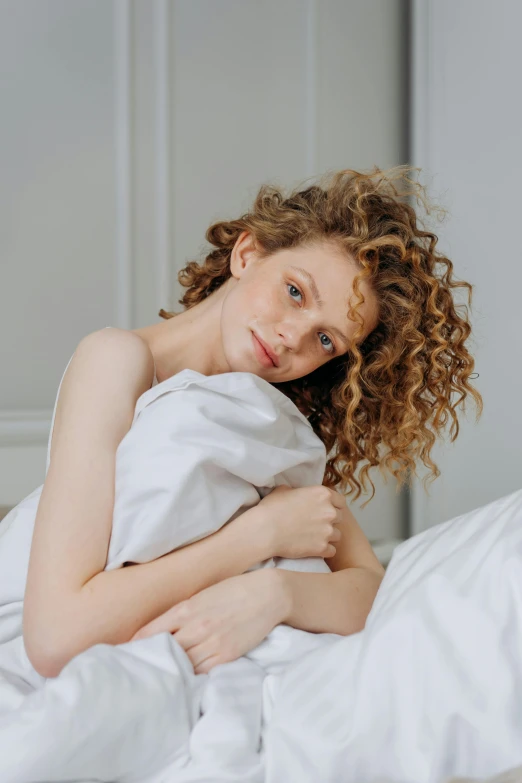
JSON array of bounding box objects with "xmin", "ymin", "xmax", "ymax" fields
[
  {"xmin": 2, "ymin": 362, "xmax": 522, "ymax": 783},
  {"xmin": 264, "ymin": 486, "xmax": 522, "ymax": 783},
  {"xmin": 0, "ymin": 367, "xmax": 342, "ymax": 782}
]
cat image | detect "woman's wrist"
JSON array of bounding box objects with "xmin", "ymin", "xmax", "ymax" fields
[
  {"xmin": 258, "ymin": 567, "xmax": 292, "ymax": 626},
  {"xmin": 232, "ymin": 502, "xmax": 276, "ymax": 563},
  {"xmin": 229, "ymin": 502, "xmax": 275, "ymax": 566}
]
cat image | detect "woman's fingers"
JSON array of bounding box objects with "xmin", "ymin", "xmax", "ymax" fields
[
  {"xmin": 172, "ymin": 621, "xmax": 209, "ymax": 651},
  {"xmin": 194, "ymin": 655, "xmax": 220, "ymax": 675},
  {"xmin": 185, "ymin": 641, "xmax": 219, "ymax": 673},
  {"xmin": 131, "ymin": 602, "xmax": 187, "ymax": 640},
  {"xmin": 327, "ymin": 488, "xmax": 347, "ymax": 509}
]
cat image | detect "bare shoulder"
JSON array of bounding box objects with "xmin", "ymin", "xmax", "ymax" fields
[
  {"xmin": 76, "ymin": 327, "xmax": 155, "ymax": 392},
  {"xmin": 80, "ymin": 326, "xmax": 152, "ymax": 360},
  {"xmin": 47, "ymin": 327, "xmax": 155, "ymax": 462}
]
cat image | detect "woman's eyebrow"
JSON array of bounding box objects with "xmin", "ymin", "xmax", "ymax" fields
[
  {"xmin": 288, "ymin": 265, "xmax": 324, "ymax": 307},
  {"xmin": 287, "ymin": 265, "xmax": 349, "ymax": 346}
]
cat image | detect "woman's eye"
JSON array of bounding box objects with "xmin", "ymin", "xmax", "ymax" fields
[
  {"xmin": 319, "ymin": 333, "xmax": 334, "ymax": 353},
  {"xmin": 287, "ymin": 283, "xmax": 302, "ymax": 302},
  {"xmin": 287, "ymin": 283, "xmax": 335, "ymax": 354}
]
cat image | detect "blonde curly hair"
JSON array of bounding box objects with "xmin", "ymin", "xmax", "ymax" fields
[{"xmin": 159, "ymin": 165, "xmax": 483, "ymax": 506}]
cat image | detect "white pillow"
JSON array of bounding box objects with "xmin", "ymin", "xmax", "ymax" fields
[{"xmin": 107, "ymin": 368, "xmax": 329, "ymax": 571}]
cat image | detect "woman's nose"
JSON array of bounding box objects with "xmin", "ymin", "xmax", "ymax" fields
[{"xmin": 277, "ymin": 320, "xmax": 310, "ymax": 352}]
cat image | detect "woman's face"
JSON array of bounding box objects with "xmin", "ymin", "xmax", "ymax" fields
[{"xmin": 220, "ymin": 231, "xmax": 380, "ymax": 383}]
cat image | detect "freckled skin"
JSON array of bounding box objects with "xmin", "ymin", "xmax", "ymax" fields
[{"xmin": 133, "ymin": 230, "xmax": 380, "ymax": 385}]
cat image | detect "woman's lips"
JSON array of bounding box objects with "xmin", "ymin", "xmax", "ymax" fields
[{"xmin": 252, "ymin": 331, "xmax": 276, "ymax": 368}]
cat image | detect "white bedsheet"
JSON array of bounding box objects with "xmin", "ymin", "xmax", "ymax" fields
[
  {"xmin": 1, "ymin": 366, "xmax": 521, "ymax": 782},
  {"xmin": 265, "ymin": 486, "xmax": 522, "ymax": 783},
  {"xmin": 0, "ymin": 368, "xmax": 340, "ymax": 782}
]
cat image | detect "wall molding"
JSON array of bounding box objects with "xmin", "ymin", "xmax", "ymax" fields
[
  {"xmin": 114, "ymin": 0, "xmax": 134, "ymax": 328},
  {"xmin": 0, "ymin": 411, "xmax": 51, "ymax": 446},
  {"xmin": 409, "ymin": 0, "xmax": 432, "ymax": 535},
  {"xmin": 0, "ymin": 1, "xmax": 136, "ymax": 448},
  {"xmin": 305, "ymin": 0, "xmax": 318, "ymax": 178},
  {"xmin": 410, "ymin": 0, "xmax": 431, "ymax": 176},
  {"xmin": 154, "ymin": 0, "xmax": 172, "ymax": 312}
]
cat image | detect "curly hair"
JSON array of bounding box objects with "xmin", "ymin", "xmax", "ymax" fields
[{"xmin": 158, "ymin": 165, "xmax": 483, "ymax": 506}]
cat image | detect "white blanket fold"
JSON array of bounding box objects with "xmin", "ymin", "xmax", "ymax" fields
[
  {"xmin": 264, "ymin": 486, "xmax": 522, "ymax": 783},
  {"xmin": 0, "ymin": 368, "xmax": 339, "ymax": 782}
]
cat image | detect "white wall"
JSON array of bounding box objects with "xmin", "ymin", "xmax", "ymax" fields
[
  {"xmin": 410, "ymin": 0, "xmax": 522, "ymax": 531},
  {"xmin": 0, "ymin": 0, "xmax": 409, "ymax": 544}
]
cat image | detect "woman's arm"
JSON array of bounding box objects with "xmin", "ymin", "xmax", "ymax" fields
[
  {"xmin": 274, "ymin": 565, "xmax": 384, "ymax": 637},
  {"xmin": 115, "ymin": 493, "xmax": 384, "ymax": 673},
  {"xmin": 276, "ymin": 500, "xmax": 385, "ymax": 636},
  {"xmin": 35, "ymin": 505, "xmax": 271, "ymax": 678},
  {"xmin": 24, "ymin": 328, "xmax": 273, "ymax": 679},
  {"xmin": 24, "ymin": 329, "xmax": 157, "ymax": 678},
  {"xmin": 124, "ymin": 518, "xmax": 384, "ymax": 673}
]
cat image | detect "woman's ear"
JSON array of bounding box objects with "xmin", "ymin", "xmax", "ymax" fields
[{"xmin": 230, "ymin": 230, "xmax": 262, "ymax": 279}]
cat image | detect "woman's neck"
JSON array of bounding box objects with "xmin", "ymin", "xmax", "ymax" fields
[{"xmin": 131, "ymin": 281, "xmax": 233, "ymax": 382}]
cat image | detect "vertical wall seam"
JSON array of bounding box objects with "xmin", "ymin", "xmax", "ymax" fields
[
  {"xmin": 155, "ymin": 0, "xmax": 172, "ymax": 314},
  {"xmin": 409, "ymin": 0, "xmax": 431, "ymax": 535},
  {"xmin": 114, "ymin": 0, "xmax": 134, "ymax": 328},
  {"xmin": 305, "ymin": 0, "xmax": 318, "ymax": 178}
]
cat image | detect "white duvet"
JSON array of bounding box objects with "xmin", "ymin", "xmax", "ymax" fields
[{"xmin": 0, "ymin": 366, "xmax": 521, "ymax": 783}]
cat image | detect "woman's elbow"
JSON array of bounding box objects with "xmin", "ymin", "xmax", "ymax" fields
[
  {"xmin": 24, "ymin": 635, "xmax": 64, "ymax": 679},
  {"xmin": 23, "ymin": 611, "xmax": 71, "ymax": 679}
]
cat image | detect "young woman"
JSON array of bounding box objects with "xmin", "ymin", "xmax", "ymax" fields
[{"xmin": 22, "ymin": 165, "xmax": 482, "ymax": 679}]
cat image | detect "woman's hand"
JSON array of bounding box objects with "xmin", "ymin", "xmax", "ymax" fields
[
  {"xmin": 129, "ymin": 568, "xmax": 287, "ymax": 674},
  {"xmin": 255, "ymin": 484, "xmax": 346, "ymax": 560}
]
